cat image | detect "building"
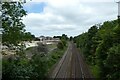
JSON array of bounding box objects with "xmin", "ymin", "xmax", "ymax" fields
[{"xmin": 38, "ymin": 36, "xmax": 60, "ymax": 44}]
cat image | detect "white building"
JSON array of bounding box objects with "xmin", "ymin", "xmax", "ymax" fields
[{"xmin": 38, "ymin": 36, "xmax": 60, "ymax": 44}]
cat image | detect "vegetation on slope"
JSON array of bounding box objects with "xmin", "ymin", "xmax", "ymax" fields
[
  {"xmin": 2, "ymin": 2, "xmax": 68, "ymax": 80},
  {"xmin": 74, "ymin": 20, "xmax": 120, "ymax": 79}
]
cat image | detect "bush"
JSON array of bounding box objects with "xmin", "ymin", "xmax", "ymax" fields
[
  {"xmin": 104, "ymin": 44, "xmax": 120, "ymax": 79},
  {"xmin": 61, "ymin": 40, "xmax": 67, "ymax": 47},
  {"xmin": 2, "ymin": 42, "xmax": 49, "ymax": 80},
  {"xmin": 2, "ymin": 58, "xmax": 33, "ymax": 80},
  {"xmin": 57, "ymin": 41, "xmax": 64, "ymax": 49}
]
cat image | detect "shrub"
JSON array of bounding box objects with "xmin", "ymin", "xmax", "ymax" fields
[{"xmin": 57, "ymin": 41, "xmax": 64, "ymax": 49}]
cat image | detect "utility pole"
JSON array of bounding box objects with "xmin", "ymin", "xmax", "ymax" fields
[{"xmin": 117, "ymin": 1, "xmax": 120, "ymax": 25}]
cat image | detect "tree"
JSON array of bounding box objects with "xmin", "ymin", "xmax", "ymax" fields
[
  {"xmin": 30, "ymin": 43, "xmax": 48, "ymax": 79},
  {"xmin": 61, "ymin": 34, "xmax": 68, "ymax": 40},
  {"xmin": 57, "ymin": 41, "xmax": 64, "ymax": 50},
  {"xmin": 79, "ymin": 25, "xmax": 98, "ymax": 64},
  {"xmin": 2, "ymin": 2, "xmax": 35, "ymax": 80},
  {"xmin": 73, "ymin": 19, "xmax": 120, "ymax": 79},
  {"xmin": 2, "ymin": 56, "xmax": 34, "ymax": 80},
  {"xmin": 2, "ymin": 2, "xmax": 27, "ymax": 46},
  {"xmin": 22, "ymin": 32, "xmax": 35, "ymax": 41},
  {"xmin": 53, "ymin": 36, "xmax": 61, "ymax": 39},
  {"xmin": 70, "ymin": 36, "xmax": 73, "ymax": 41},
  {"xmin": 104, "ymin": 45, "xmax": 120, "ymax": 79},
  {"xmin": 60, "ymin": 34, "xmax": 68, "ymax": 47}
]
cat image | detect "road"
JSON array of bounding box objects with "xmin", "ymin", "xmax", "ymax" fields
[{"xmin": 48, "ymin": 42, "xmax": 93, "ymax": 79}]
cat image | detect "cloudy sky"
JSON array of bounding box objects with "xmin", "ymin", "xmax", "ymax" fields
[{"xmin": 22, "ymin": 0, "xmax": 118, "ymax": 37}]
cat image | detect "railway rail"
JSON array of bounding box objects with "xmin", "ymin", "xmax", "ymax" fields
[{"xmin": 49, "ymin": 42, "xmax": 93, "ymax": 80}]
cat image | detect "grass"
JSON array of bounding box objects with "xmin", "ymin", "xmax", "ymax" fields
[
  {"xmin": 47, "ymin": 44, "xmax": 57, "ymax": 49},
  {"xmin": 46, "ymin": 47, "xmax": 67, "ymax": 70},
  {"xmin": 47, "ymin": 44, "xmax": 57, "ymax": 52},
  {"xmin": 90, "ymin": 64, "xmax": 100, "ymax": 78},
  {"xmin": 25, "ymin": 47, "xmax": 33, "ymax": 51}
]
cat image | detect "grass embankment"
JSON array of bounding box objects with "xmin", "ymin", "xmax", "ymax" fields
[
  {"xmin": 25, "ymin": 43, "xmax": 68, "ymax": 76},
  {"xmin": 47, "ymin": 44, "xmax": 57, "ymax": 51},
  {"xmin": 46, "ymin": 45, "xmax": 67, "ymax": 72},
  {"xmin": 2, "ymin": 42, "xmax": 68, "ymax": 79}
]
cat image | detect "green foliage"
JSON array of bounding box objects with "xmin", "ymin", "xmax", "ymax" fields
[
  {"xmin": 46, "ymin": 47, "xmax": 67, "ymax": 73},
  {"xmin": 2, "ymin": 2, "xmax": 27, "ymax": 46},
  {"xmin": 2, "ymin": 58, "xmax": 33, "ymax": 80},
  {"xmin": 31, "ymin": 54, "xmax": 48, "ymax": 79},
  {"xmin": 2, "ymin": 2, "xmax": 35, "ymax": 47},
  {"xmin": 90, "ymin": 65, "xmax": 100, "ymax": 78},
  {"xmin": 2, "ymin": 2, "xmax": 67, "ymax": 80},
  {"xmin": 60, "ymin": 34, "xmax": 68, "ymax": 47},
  {"xmin": 22, "ymin": 32, "xmax": 35, "ymax": 41},
  {"xmin": 2, "ymin": 2, "xmax": 46, "ymax": 79},
  {"xmin": 74, "ymin": 25, "xmax": 98, "ymax": 64},
  {"xmin": 29, "ymin": 43, "xmax": 48, "ymax": 79},
  {"xmin": 57, "ymin": 41, "xmax": 64, "ymax": 49},
  {"xmin": 2, "ymin": 43, "xmax": 48, "ymax": 80},
  {"xmin": 61, "ymin": 39, "xmax": 67, "ymax": 47},
  {"xmin": 104, "ymin": 44, "xmax": 120, "ymax": 79},
  {"xmin": 69, "ymin": 36, "xmax": 73, "ymax": 41},
  {"xmin": 61, "ymin": 34, "xmax": 68, "ymax": 40},
  {"xmin": 53, "ymin": 36, "xmax": 61, "ymax": 39},
  {"xmin": 74, "ymin": 19, "xmax": 120, "ymax": 79},
  {"xmin": 56, "ymin": 34, "xmax": 68, "ymax": 50}
]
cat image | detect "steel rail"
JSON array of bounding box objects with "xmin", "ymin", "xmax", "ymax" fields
[{"xmin": 53, "ymin": 43, "xmax": 71, "ymax": 79}]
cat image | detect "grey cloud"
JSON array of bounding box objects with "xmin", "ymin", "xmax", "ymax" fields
[{"xmin": 23, "ymin": 0, "xmax": 117, "ymax": 37}]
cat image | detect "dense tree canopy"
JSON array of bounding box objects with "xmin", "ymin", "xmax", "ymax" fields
[{"xmin": 74, "ymin": 20, "xmax": 120, "ymax": 79}]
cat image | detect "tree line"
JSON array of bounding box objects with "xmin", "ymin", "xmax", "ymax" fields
[
  {"xmin": 1, "ymin": 2, "xmax": 69, "ymax": 80},
  {"xmin": 74, "ymin": 20, "xmax": 120, "ymax": 79},
  {"xmin": 1, "ymin": 2, "xmax": 45, "ymax": 80}
]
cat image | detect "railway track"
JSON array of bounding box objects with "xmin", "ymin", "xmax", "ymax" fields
[{"xmin": 49, "ymin": 42, "xmax": 93, "ymax": 79}]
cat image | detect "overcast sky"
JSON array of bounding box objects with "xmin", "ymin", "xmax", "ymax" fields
[{"xmin": 22, "ymin": 0, "xmax": 118, "ymax": 37}]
